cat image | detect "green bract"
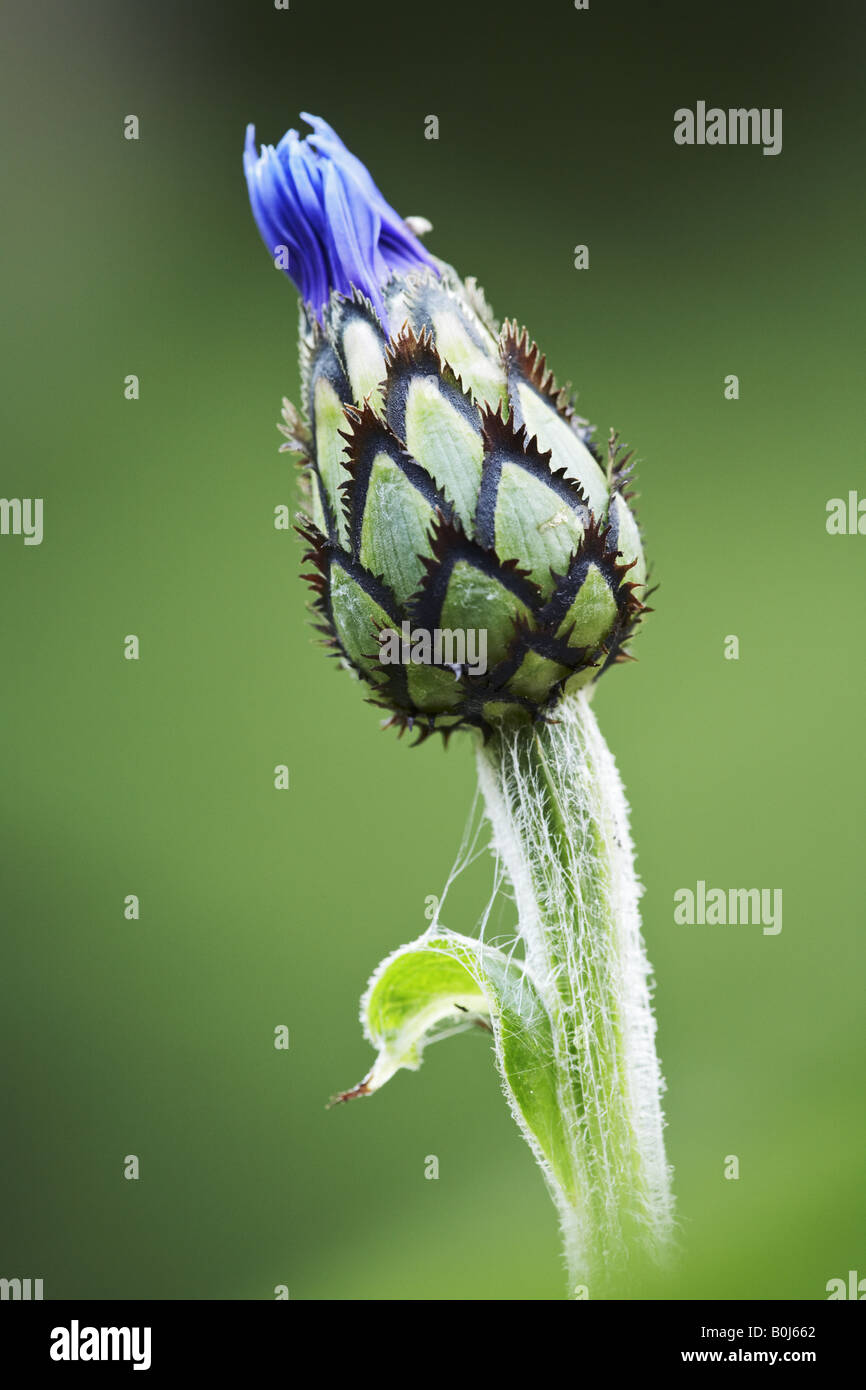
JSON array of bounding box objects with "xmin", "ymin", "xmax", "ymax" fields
[{"xmin": 290, "ymin": 262, "xmax": 648, "ymax": 737}]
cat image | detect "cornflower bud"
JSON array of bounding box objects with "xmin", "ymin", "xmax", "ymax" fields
[{"xmin": 244, "ymin": 115, "xmax": 648, "ymax": 739}]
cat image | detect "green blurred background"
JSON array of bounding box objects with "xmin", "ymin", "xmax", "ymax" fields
[{"xmin": 2, "ymin": 0, "xmax": 864, "ymax": 1300}]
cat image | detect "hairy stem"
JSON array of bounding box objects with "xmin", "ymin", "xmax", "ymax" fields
[{"xmin": 475, "ymin": 689, "xmax": 674, "ymax": 1294}]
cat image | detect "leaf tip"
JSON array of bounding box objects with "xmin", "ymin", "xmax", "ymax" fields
[{"xmin": 327, "ymin": 1075, "xmax": 374, "ymax": 1109}]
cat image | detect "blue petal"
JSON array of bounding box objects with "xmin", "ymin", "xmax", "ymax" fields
[{"xmin": 244, "ymin": 116, "xmax": 437, "ymax": 325}]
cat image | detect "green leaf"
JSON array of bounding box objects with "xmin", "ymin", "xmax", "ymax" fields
[{"xmin": 333, "ymin": 931, "xmax": 576, "ymax": 1200}]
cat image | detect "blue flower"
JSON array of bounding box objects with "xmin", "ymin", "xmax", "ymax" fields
[{"xmin": 244, "ymin": 114, "xmax": 437, "ymax": 326}]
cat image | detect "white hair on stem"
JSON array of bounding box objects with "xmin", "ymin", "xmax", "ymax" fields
[{"xmin": 475, "ymin": 689, "xmax": 675, "ymax": 1294}]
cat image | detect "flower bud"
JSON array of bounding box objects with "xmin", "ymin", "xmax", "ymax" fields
[{"xmin": 245, "ymin": 116, "xmax": 648, "ymax": 737}]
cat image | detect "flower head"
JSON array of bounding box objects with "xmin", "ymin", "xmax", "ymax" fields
[
  {"xmin": 244, "ymin": 114, "xmax": 436, "ymax": 324},
  {"xmin": 245, "ymin": 116, "xmax": 649, "ymax": 740}
]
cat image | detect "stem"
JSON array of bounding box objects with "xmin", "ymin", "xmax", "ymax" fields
[{"xmin": 476, "ymin": 689, "xmax": 674, "ymax": 1294}]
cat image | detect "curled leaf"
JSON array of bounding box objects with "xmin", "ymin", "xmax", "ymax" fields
[{"xmin": 331, "ymin": 930, "xmax": 575, "ymax": 1201}]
